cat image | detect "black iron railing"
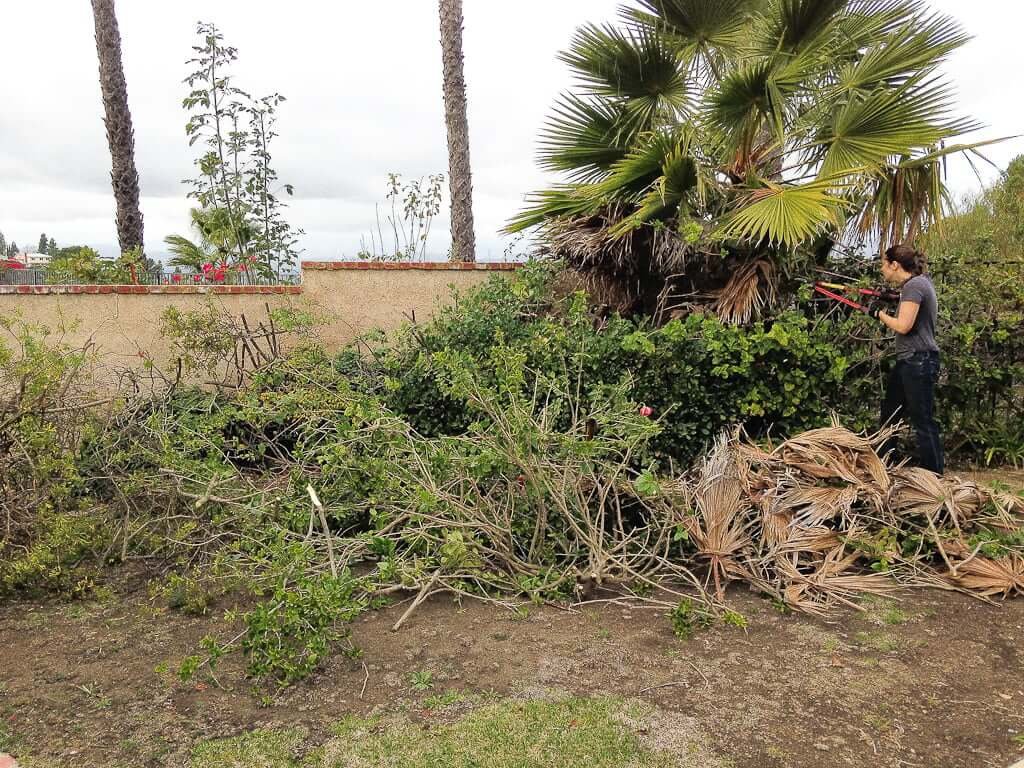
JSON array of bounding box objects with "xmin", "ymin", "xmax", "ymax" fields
[{"xmin": 0, "ymin": 268, "xmax": 300, "ymax": 286}]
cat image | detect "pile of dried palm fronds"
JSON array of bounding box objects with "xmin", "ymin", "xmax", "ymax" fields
[{"xmin": 673, "ymin": 424, "xmax": 1024, "ymax": 614}]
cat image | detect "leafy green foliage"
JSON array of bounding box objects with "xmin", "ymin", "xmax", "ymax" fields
[
  {"xmin": 239, "ymin": 565, "xmax": 365, "ymax": 685},
  {"xmin": 0, "ymin": 314, "xmax": 108, "ymax": 597},
  {"xmin": 375, "ymin": 261, "xmax": 853, "ymax": 466},
  {"xmin": 669, "ymin": 598, "xmax": 714, "ymax": 640},
  {"xmin": 921, "ymin": 155, "xmax": 1024, "ymax": 465},
  {"xmin": 179, "ymin": 22, "xmax": 302, "ymax": 278}
]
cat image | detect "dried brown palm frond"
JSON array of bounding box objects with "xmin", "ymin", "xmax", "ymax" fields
[
  {"xmin": 773, "ymin": 484, "xmax": 861, "ymax": 527},
  {"xmin": 775, "ymin": 525, "xmax": 843, "ymax": 557},
  {"xmin": 685, "ymin": 434, "xmax": 755, "ymax": 598},
  {"xmin": 761, "ymin": 510, "xmax": 793, "ymax": 548},
  {"xmin": 978, "ymin": 488, "xmax": 1024, "ymax": 530},
  {"xmin": 773, "ymin": 423, "xmax": 892, "ymax": 495},
  {"xmin": 775, "ymin": 546, "xmax": 895, "ymax": 615},
  {"xmin": 945, "ymin": 555, "xmax": 1024, "ymax": 598},
  {"xmin": 733, "ymin": 439, "xmax": 780, "ymax": 470},
  {"xmin": 712, "ymin": 258, "xmax": 777, "ymax": 325},
  {"xmin": 542, "ymin": 208, "xmax": 689, "ymax": 276},
  {"xmin": 890, "ymin": 468, "xmax": 986, "ymax": 530}
]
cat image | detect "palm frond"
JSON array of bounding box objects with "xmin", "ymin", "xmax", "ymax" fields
[
  {"xmin": 834, "ymin": 11, "xmax": 968, "ymax": 93},
  {"xmin": 539, "ymin": 94, "xmax": 637, "ymax": 182},
  {"xmin": 504, "ymin": 185, "xmax": 603, "ymax": 233},
  {"xmin": 163, "ymin": 234, "xmax": 210, "ymax": 269},
  {"xmin": 758, "ymin": 0, "xmax": 849, "ymax": 55},
  {"xmin": 712, "ymin": 258, "xmax": 776, "ymax": 324},
  {"xmin": 718, "ymin": 176, "xmax": 852, "ymax": 247},
  {"xmin": 816, "ymin": 80, "xmax": 980, "ymax": 177},
  {"xmin": 625, "ymin": 0, "xmax": 756, "ymax": 73},
  {"xmin": 558, "ymin": 23, "xmax": 690, "ymax": 124},
  {"xmin": 852, "ymin": 155, "xmax": 950, "ymax": 250}
]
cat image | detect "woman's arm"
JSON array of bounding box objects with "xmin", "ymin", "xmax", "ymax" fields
[{"xmin": 878, "ymin": 301, "xmax": 921, "ymax": 335}]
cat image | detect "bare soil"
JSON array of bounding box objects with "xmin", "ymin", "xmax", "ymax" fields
[{"xmin": 1, "ymin": 570, "xmax": 1023, "ymax": 768}]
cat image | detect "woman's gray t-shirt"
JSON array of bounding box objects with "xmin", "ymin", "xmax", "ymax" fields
[{"xmin": 895, "ymin": 275, "xmax": 939, "ymax": 359}]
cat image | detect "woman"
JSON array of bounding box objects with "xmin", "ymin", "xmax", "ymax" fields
[{"xmin": 871, "ymin": 244, "xmax": 944, "ymax": 474}]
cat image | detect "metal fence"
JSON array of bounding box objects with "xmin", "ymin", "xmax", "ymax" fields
[{"xmin": 0, "ymin": 268, "xmax": 300, "ymax": 286}]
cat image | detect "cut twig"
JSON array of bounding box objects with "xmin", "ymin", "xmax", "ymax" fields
[{"xmin": 307, "ymin": 484, "xmax": 337, "ymax": 579}]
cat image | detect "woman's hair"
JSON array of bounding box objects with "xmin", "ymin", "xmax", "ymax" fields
[{"xmin": 884, "ymin": 244, "xmax": 927, "ymax": 276}]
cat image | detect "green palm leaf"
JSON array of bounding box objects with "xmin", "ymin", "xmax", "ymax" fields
[
  {"xmin": 163, "ymin": 235, "xmax": 210, "ymax": 269},
  {"xmin": 538, "ymin": 95, "xmax": 637, "ymax": 182},
  {"xmin": 835, "ymin": 10, "xmax": 968, "ymax": 93},
  {"xmin": 504, "ymin": 185, "xmax": 605, "ymax": 233},
  {"xmin": 816, "ymin": 80, "xmax": 980, "ymax": 176},
  {"xmin": 719, "ymin": 176, "xmax": 853, "ymax": 246},
  {"xmin": 558, "ymin": 23, "xmax": 690, "ymax": 124},
  {"xmin": 625, "ymin": 0, "xmax": 757, "ymax": 73},
  {"xmin": 758, "ymin": 0, "xmax": 849, "ymax": 55}
]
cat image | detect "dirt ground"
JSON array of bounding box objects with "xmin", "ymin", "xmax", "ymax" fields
[{"xmin": 1, "ymin": 571, "xmax": 1023, "ymax": 768}]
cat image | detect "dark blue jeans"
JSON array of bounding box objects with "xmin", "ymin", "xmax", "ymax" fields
[{"xmin": 880, "ymin": 351, "xmax": 944, "ymax": 475}]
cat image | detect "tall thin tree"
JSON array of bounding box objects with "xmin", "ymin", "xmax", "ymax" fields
[
  {"xmin": 439, "ymin": 0, "xmax": 476, "ymax": 262},
  {"xmin": 91, "ymin": 0, "xmax": 144, "ymax": 255}
]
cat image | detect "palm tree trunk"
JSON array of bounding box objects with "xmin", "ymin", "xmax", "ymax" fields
[
  {"xmin": 439, "ymin": 0, "xmax": 477, "ymax": 262},
  {"xmin": 91, "ymin": 0, "xmax": 144, "ymax": 254}
]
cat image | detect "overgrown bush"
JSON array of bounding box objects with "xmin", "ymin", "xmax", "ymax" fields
[
  {"xmin": 376, "ymin": 261, "xmax": 858, "ymax": 467},
  {"xmin": 0, "ymin": 315, "xmax": 111, "ymax": 596},
  {"xmin": 922, "ymin": 156, "xmax": 1024, "ymax": 466}
]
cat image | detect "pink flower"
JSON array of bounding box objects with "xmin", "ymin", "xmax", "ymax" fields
[
  {"xmin": 639, "ymin": 406, "xmax": 655, "ymax": 418},
  {"xmin": 238, "ymin": 263, "xmax": 248, "ymax": 272},
  {"xmin": 172, "ymin": 274, "xmax": 182, "ymax": 283},
  {"xmin": 193, "ymin": 275, "xmax": 201, "ymax": 283},
  {"xmin": 201, "ymin": 262, "xmax": 213, "ymax": 274}
]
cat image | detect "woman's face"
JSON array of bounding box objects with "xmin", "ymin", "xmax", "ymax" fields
[{"xmin": 880, "ymin": 257, "xmax": 901, "ymax": 285}]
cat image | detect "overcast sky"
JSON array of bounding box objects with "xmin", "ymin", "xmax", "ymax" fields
[{"xmin": 1, "ymin": 0, "xmax": 1022, "ymax": 262}]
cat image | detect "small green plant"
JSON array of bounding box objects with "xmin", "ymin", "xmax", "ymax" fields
[
  {"xmin": 854, "ymin": 631, "xmax": 900, "ymax": 653},
  {"xmin": 721, "ymin": 610, "xmax": 748, "ymax": 630},
  {"xmin": 161, "ymin": 572, "xmax": 213, "ymax": 615},
  {"xmin": 408, "ymin": 670, "xmax": 434, "ymax": 692},
  {"xmin": 669, "ymin": 599, "xmax": 714, "ymax": 641},
  {"xmin": 77, "ymin": 682, "xmax": 112, "ymax": 709},
  {"xmin": 880, "ymin": 607, "xmax": 910, "ymax": 626},
  {"xmin": 423, "ymin": 689, "xmax": 467, "ymax": 710}
]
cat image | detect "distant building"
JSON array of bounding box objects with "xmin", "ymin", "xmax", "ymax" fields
[{"xmin": 13, "ymin": 251, "xmax": 50, "ymax": 268}]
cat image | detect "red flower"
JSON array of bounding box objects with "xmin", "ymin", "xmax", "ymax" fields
[
  {"xmin": 172, "ymin": 273, "xmax": 182, "ymax": 283},
  {"xmin": 238, "ymin": 263, "xmax": 248, "ymax": 271},
  {"xmin": 193, "ymin": 274, "xmax": 201, "ymax": 283},
  {"xmin": 201, "ymin": 262, "xmax": 213, "ymax": 274},
  {"xmin": 213, "ymin": 268, "xmax": 227, "ymax": 283}
]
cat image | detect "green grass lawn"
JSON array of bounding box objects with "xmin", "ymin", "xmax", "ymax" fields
[{"xmin": 190, "ymin": 697, "xmax": 711, "ymax": 768}]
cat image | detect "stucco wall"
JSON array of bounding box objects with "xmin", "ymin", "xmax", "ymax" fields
[{"xmin": 0, "ymin": 262, "xmax": 515, "ymax": 369}]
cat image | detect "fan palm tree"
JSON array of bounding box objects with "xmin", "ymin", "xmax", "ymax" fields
[
  {"xmin": 439, "ymin": 0, "xmax": 477, "ymax": 262},
  {"xmin": 507, "ymin": 0, "xmax": 997, "ymax": 318},
  {"xmin": 165, "ymin": 208, "xmax": 253, "ymax": 271},
  {"xmin": 91, "ymin": 0, "xmax": 144, "ymax": 255}
]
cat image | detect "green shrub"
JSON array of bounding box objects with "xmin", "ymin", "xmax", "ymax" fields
[
  {"xmin": 922, "ymin": 156, "xmax": 1024, "ymax": 465},
  {"xmin": 375, "ymin": 261, "xmax": 854, "ymax": 467}
]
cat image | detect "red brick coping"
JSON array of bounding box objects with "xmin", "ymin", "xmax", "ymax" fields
[
  {"xmin": 301, "ymin": 261, "xmax": 519, "ymax": 271},
  {"xmin": 0, "ymin": 285, "xmax": 302, "ymax": 295}
]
